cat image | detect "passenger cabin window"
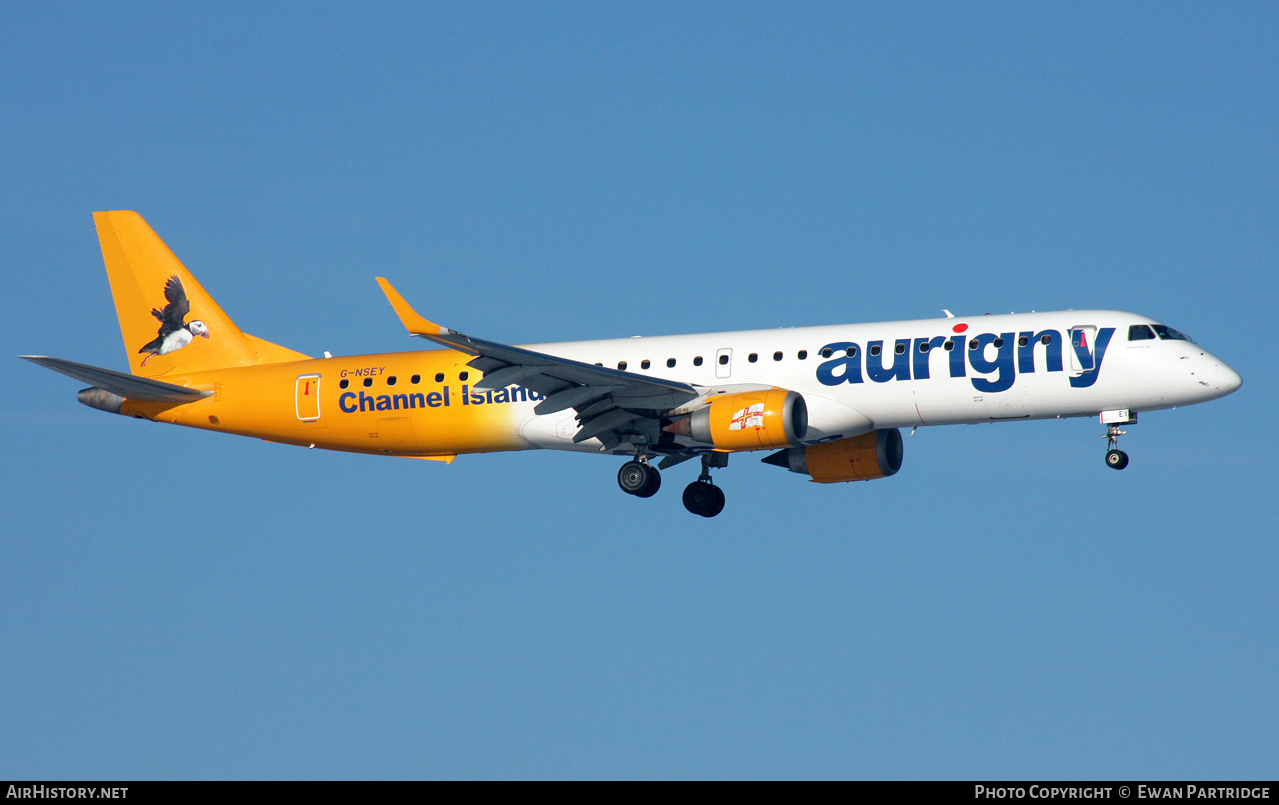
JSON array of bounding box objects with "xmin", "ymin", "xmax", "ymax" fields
[
  {"xmin": 1128, "ymin": 324, "xmax": 1156, "ymax": 341},
  {"xmin": 845, "ymin": 346, "xmax": 857, "ymax": 357},
  {"xmin": 693, "ymin": 356, "xmax": 703, "ymax": 366},
  {"xmin": 641, "ymin": 360, "xmax": 650, "ymax": 370},
  {"xmin": 797, "ymin": 350, "xmax": 807, "ymax": 360},
  {"xmin": 748, "ymin": 353, "xmax": 758, "ymax": 363},
  {"xmin": 339, "ymin": 378, "xmax": 349, "ymax": 389},
  {"xmin": 1151, "ymin": 324, "xmax": 1192, "ymax": 342},
  {"xmin": 869, "ymin": 345, "xmax": 881, "ymax": 357},
  {"xmin": 667, "ymin": 358, "xmax": 676, "ymax": 368},
  {"xmin": 774, "ymin": 351, "xmax": 783, "ymax": 361},
  {"xmin": 387, "ymin": 376, "xmax": 397, "ymax": 386},
  {"xmin": 435, "ymin": 372, "xmax": 445, "ymax": 383},
  {"xmin": 718, "ymin": 355, "xmax": 729, "ymax": 365},
  {"xmin": 618, "ymin": 361, "xmax": 627, "ymax": 370},
  {"xmin": 411, "ymin": 374, "xmax": 421, "ymax": 384},
  {"xmin": 459, "ymin": 371, "xmax": 469, "ymax": 381},
  {"xmin": 363, "ymin": 377, "xmax": 373, "ymax": 387}
]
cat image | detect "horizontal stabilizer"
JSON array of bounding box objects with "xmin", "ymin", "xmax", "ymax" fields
[{"xmin": 20, "ymin": 355, "xmax": 212, "ymax": 402}]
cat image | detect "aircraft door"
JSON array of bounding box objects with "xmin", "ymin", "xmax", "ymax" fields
[
  {"xmin": 295, "ymin": 374, "xmax": 321, "ymax": 421},
  {"xmin": 1069, "ymin": 326, "xmax": 1098, "ymax": 375},
  {"xmin": 715, "ymin": 348, "xmax": 732, "ymax": 379}
]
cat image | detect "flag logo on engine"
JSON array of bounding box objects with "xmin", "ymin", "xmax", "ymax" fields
[{"xmin": 729, "ymin": 403, "xmax": 766, "ymax": 431}]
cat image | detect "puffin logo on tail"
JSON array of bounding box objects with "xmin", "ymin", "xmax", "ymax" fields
[
  {"xmin": 138, "ymin": 275, "xmax": 210, "ymax": 367},
  {"xmin": 94, "ymin": 211, "xmax": 308, "ymax": 375}
]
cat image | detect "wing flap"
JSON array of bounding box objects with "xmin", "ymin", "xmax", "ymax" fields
[
  {"xmin": 472, "ymin": 364, "xmax": 545, "ymax": 391},
  {"xmin": 573, "ymin": 409, "xmax": 639, "ymax": 443},
  {"xmin": 534, "ymin": 386, "xmax": 617, "ymax": 415}
]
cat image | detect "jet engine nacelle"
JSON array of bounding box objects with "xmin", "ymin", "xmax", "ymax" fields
[
  {"xmin": 762, "ymin": 428, "xmax": 903, "ymax": 483},
  {"xmin": 667, "ymin": 389, "xmax": 808, "ymax": 450}
]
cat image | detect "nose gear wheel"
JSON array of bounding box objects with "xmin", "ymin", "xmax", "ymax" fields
[{"xmin": 1104, "ymin": 424, "xmax": 1129, "ymax": 470}]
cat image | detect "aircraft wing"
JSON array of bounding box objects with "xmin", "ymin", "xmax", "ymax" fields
[
  {"xmin": 20, "ymin": 355, "xmax": 212, "ymax": 402},
  {"xmin": 377, "ymin": 278, "xmax": 699, "ymax": 450}
]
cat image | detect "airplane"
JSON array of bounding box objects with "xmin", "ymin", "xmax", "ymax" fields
[{"xmin": 23, "ymin": 211, "xmax": 1243, "ymax": 517}]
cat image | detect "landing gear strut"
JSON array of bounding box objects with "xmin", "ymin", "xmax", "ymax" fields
[
  {"xmin": 617, "ymin": 457, "xmax": 661, "ymax": 497},
  {"xmin": 682, "ymin": 454, "xmax": 727, "ymax": 518},
  {"xmin": 1104, "ymin": 424, "xmax": 1129, "ymax": 470}
]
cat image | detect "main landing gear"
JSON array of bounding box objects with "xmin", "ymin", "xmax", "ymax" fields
[
  {"xmin": 682, "ymin": 454, "xmax": 727, "ymax": 518},
  {"xmin": 616, "ymin": 453, "xmax": 728, "ymax": 517},
  {"xmin": 682, "ymin": 481, "xmax": 724, "ymax": 517},
  {"xmin": 617, "ymin": 457, "xmax": 661, "ymax": 498}
]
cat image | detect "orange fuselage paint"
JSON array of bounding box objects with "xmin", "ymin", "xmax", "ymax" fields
[{"xmin": 119, "ymin": 349, "xmax": 533, "ymax": 458}]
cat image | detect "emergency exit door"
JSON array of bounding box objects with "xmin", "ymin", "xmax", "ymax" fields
[{"xmin": 295, "ymin": 374, "xmax": 321, "ymax": 421}]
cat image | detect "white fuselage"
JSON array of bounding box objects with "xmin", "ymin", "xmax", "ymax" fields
[{"xmin": 514, "ymin": 310, "xmax": 1240, "ymax": 453}]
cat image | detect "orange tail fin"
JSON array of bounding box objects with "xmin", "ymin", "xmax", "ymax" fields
[{"xmin": 94, "ymin": 211, "xmax": 309, "ymax": 376}]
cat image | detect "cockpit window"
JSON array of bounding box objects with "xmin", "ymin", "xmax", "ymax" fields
[
  {"xmin": 1128, "ymin": 324, "xmax": 1156, "ymax": 341},
  {"xmin": 1151, "ymin": 324, "xmax": 1192, "ymax": 342}
]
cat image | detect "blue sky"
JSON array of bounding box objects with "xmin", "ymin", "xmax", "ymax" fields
[{"xmin": 2, "ymin": 2, "xmax": 1275, "ymax": 779}]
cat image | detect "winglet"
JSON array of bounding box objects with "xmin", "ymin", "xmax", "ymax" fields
[{"xmin": 375, "ymin": 277, "xmax": 451, "ymax": 337}]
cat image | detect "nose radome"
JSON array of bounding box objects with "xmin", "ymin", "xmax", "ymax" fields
[
  {"xmin": 1219, "ymin": 362, "xmax": 1243, "ymax": 394},
  {"xmin": 1199, "ymin": 352, "xmax": 1242, "ymax": 396}
]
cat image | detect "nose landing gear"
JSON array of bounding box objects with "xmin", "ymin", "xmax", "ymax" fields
[
  {"xmin": 1101, "ymin": 410, "xmax": 1136, "ymax": 470},
  {"xmin": 1105, "ymin": 440, "xmax": 1129, "ymax": 470}
]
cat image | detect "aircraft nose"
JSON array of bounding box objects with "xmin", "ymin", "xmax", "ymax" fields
[
  {"xmin": 1199, "ymin": 354, "xmax": 1242, "ymax": 397},
  {"xmin": 1219, "ymin": 362, "xmax": 1243, "ymax": 394}
]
